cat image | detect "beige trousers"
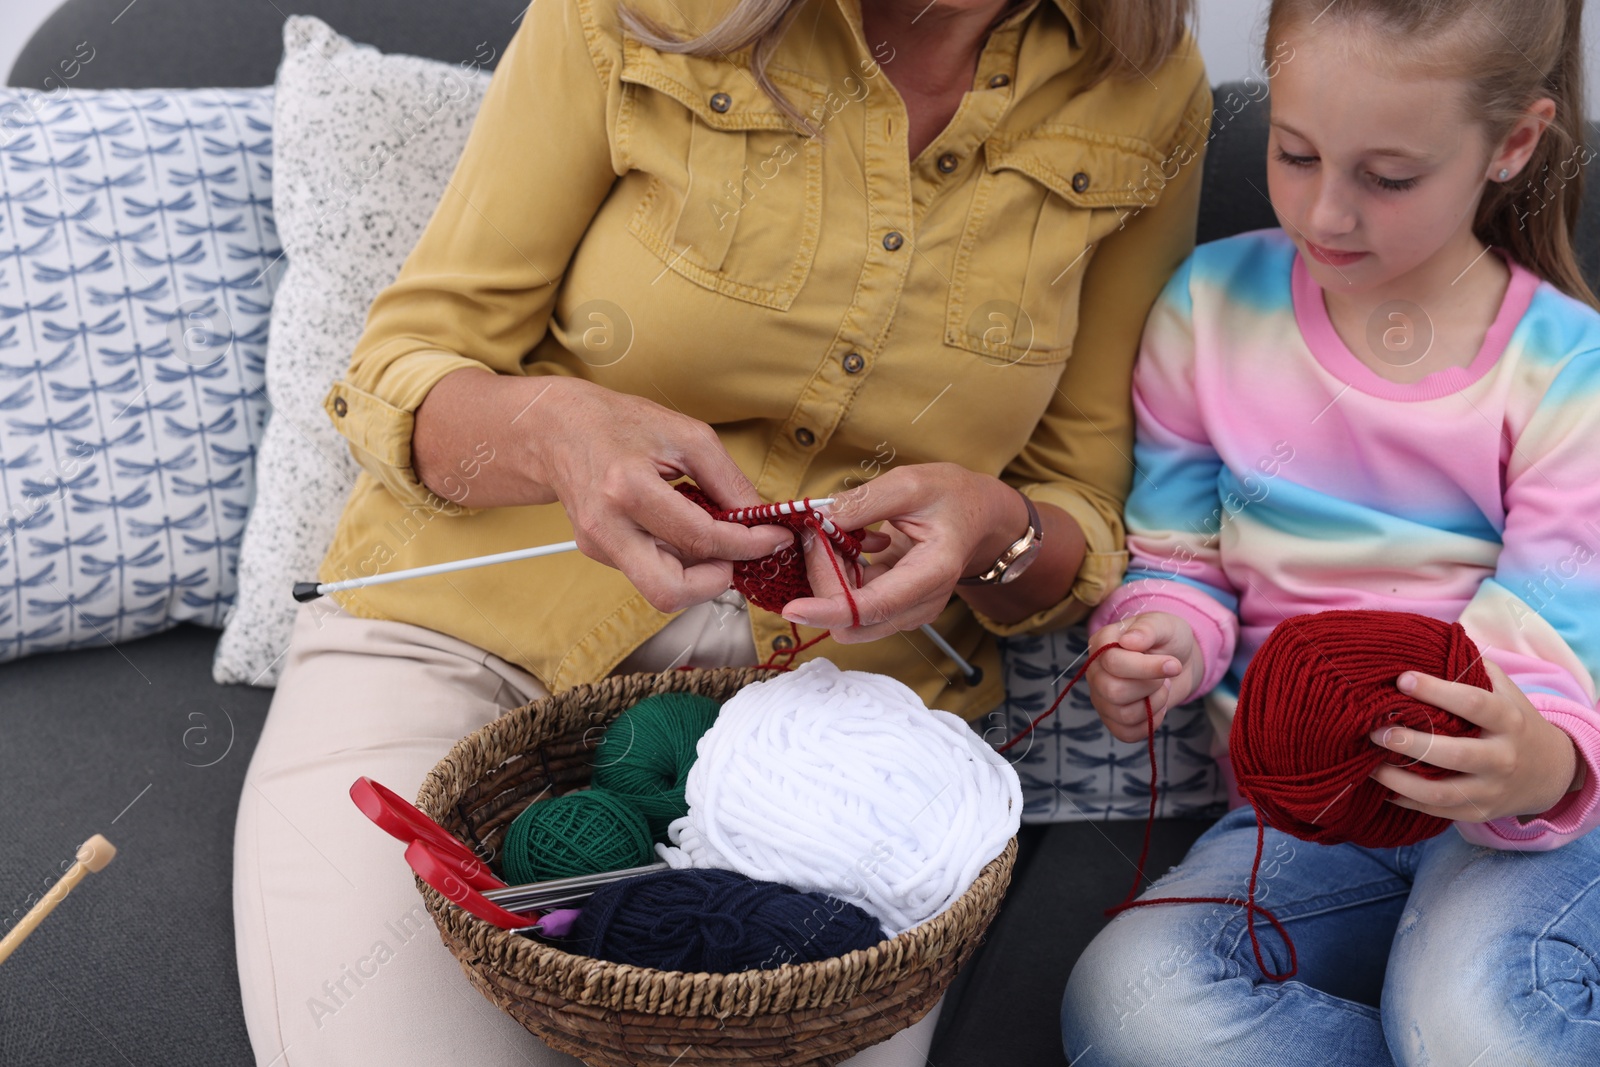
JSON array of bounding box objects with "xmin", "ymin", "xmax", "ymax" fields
[{"xmin": 234, "ymin": 594, "xmax": 944, "ymax": 1066}]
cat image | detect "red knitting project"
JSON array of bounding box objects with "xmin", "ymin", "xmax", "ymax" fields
[
  {"xmin": 674, "ymin": 484, "xmax": 867, "ymax": 665},
  {"xmin": 995, "ymin": 610, "xmax": 1489, "ymax": 983}
]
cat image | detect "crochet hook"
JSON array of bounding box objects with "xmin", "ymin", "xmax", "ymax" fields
[{"xmin": 293, "ymin": 496, "xmax": 982, "ymax": 684}]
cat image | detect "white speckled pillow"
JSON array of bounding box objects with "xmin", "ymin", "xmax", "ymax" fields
[
  {"xmin": 0, "ymin": 85, "xmax": 278, "ymax": 663},
  {"xmin": 211, "ymin": 16, "xmax": 491, "ymax": 685}
]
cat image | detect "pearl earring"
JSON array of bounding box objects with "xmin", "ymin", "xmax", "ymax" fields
[{"xmin": 1499, "ymin": 168, "xmax": 1511, "ymax": 181}]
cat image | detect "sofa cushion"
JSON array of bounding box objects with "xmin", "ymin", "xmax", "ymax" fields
[
  {"xmin": 0, "ymin": 623, "xmax": 272, "ymax": 1066},
  {"xmin": 929, "ymin": 817, "xmax": 1213, "ymax": 1061},
  {"xmin": 211, "ymin": 17, "xmax": 493, "ymax": 686},
  {"xmin": 0, "ymin": 84, "xmax": 280, "ymax": 664},
  {"xmin": 7, "ymin": 0, "xmax": 529, "ymax": 90}
]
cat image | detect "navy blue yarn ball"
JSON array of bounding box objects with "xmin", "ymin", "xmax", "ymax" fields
[{"xmin": 566, "ymin": 867, "xmax": 887, "ymax": 973}]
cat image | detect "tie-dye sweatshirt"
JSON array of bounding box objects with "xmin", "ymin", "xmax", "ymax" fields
[{"xmin": 1089, "ymin": 229, "xmax": 1600, "ymax": 851}]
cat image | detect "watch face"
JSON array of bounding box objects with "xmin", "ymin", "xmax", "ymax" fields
[{"xmin": 999, "ymin": 541, "xmax": 1042, "ymax": 583}]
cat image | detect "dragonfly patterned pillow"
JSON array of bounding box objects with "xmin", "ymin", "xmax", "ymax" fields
[
  {"xmin": 980, "ymin": 625, "xmax": 1230, "ymax": 822},
  {"xmin": 0, "ymin": 87, "xmax": 279, "ymax": 662}
]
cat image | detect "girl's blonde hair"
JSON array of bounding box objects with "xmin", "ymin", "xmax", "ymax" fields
[
  {"xmin": 622, "ymin": 0, "xmax": 1196, "ymax": 135},
  {"xmin": 1268, "ymin": 0, "xmax": 1597, "ymax": 311}
]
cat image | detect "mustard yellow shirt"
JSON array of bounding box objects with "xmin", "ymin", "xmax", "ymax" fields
[{"xmin": 317, "ymin": 0, "xmax": 1211, "ymax": 720}]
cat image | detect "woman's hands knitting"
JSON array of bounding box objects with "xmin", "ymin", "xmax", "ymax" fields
[
  {"xmin": 414, "ymin": 372, "xmax": 794, "ymax": 613},
  {"xmin": 1085, "ymin": 612, "xmax": 1205, "ymax": 742},
  {"xmin": 1368, "ymin": 659, "xmax": 1587, "ymax": 822},
  {"xmin": 777, "ymin": 464, "xmax": 1070, "ymax": 643}
]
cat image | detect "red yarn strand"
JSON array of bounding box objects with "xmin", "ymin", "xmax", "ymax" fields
[
  {"xmin": 1122, "ymin": 692, "xmax": 1160, "ymax": 910},
  {"xmin": 994, "ymin": 642, "xmax": 1299, "ymax": 982},
  {"xmin": 802, "ymin": 516, "xmax": 862, "ymax": 629},
  {"xmin": 758, "ymin": 623, "xmax": 831, "ymax": 672}
]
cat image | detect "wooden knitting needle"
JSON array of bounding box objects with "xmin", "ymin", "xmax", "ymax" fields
[
  {"xmin": 0, "ymin": 834, "xmax": 116, "ymax": 967},
  {"xmin": 290, "ymin": 496, "xmax": 982, "ymax": 685}
]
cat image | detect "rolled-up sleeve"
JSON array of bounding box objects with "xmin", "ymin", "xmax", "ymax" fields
[
  {"xmin": 322, "ymin": 0, "xmax": 621, "ymax": 512},
  {"xmin": 974, "ymin": 76, "xmax": 1213, "ymax": 638}
]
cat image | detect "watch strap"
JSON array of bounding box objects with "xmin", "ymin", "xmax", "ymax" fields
[{"xmin": 957, "ymin": 490, "xmax": 1042, "ymax": 586}]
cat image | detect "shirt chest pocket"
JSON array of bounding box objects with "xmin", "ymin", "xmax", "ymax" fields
[
  {"xmin": 946, "ymin": 134, "xmax": 1163, "ymax": 365},
  {"xmin": 618, "ymin": 41, "xmax": 825, "ymax": 312}
]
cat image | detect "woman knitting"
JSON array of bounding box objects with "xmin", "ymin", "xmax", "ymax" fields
[
  {"xmin": 1063, "ymin": 1, "xmax": 1600, "ymax": 1064},
  {"xmin": 232, "ymin": 0, "xmax": 1209, "ymax": 1064}
]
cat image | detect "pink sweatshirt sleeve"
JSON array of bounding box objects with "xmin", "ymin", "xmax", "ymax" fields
[
  {"xmin": 1452, "ymin": 350, "xmax": 1600, "ymax": 850},
  {"xmin": 1453, "ymin": 689, "xmax": 1600, "ymax": 850},
  {"xmin": 1091, "ymin": 579, "xmax": 1238, "ymax": 697},
  {"xmin": 1086, "ymin": 257, "xmax": 1241, "ymax": 698}
]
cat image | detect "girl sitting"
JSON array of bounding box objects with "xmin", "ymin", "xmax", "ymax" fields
[{"xmin": 1069, "ymin": 1, "xmax": 1600, "ymax": 1064}]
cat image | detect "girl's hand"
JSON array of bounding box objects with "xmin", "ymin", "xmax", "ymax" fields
[
  {"xmin": 776, "ymin": 463, "xmax": 1020, "ymax": 643},
  {"xmin": 414, "ymin": 372, "xmax": 793, "ymax": 613},
  {"xmin": 1086, "ymin": 613, "xmax": 1204, "ymax": 742},
  {"xmin": 1369, "ymin": 659, "xmax": 1586, "ymax": 823}
]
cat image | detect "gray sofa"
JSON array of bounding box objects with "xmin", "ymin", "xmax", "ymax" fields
[{"xmin": 5, "ymin": 2, "xmax": 1598, "ymax": 1065}]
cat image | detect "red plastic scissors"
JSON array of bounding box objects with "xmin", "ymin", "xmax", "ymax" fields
[{"xmin": 350, "ymin": 776, "xmax": 579, "ymax": 935}]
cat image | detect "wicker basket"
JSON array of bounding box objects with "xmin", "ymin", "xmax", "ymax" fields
[{"xmin": 414, "ymin": 665, "xmax": 1017, "ymax": 1067}]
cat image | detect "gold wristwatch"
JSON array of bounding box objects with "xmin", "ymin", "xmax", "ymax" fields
[{"xmin": 957, "ymin": 490, "xmax": 1043, "ymax": 586}]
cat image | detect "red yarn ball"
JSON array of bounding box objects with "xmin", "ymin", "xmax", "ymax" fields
[
  {"xmin": 673, "ymin": 483, "xmax": 866, "ymax": 615},
  {"xmin": 1231, "ymin": 610, "xmax": 1489, "ymax": 849}
]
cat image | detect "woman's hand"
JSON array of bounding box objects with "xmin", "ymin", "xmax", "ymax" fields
[
  {"xmin": 776, "ymin": 463, "xmax": 1028, "ymax": 643},
  {"xmin": 1368, "ymin": 659, "xmax": 1586, "ymax": 823},
  {"xmin": 1085, "ymin": 612, "xmax": 1203, "ymax": 742},
  {"xmin": 413, "ymin": 371, "xmax": 792, "ymax": 613}
]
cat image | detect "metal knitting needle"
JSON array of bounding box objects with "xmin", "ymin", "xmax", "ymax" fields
[
  {"xmin": 483, "ymin": 861, "xmax": 670, "ymax": 909},
  {"xmin": 293, "ymin": 539, "xmax": 582, "ymax": 602},
  {"xmin": 290, "ymin": 495, "xmax": 982, "ymax": 684},
  {"xmin": 292, "ymin": 499, "xmax": 834, "ymax": 603},
  {"xmin": 920, "ymin": 623, "xmax": 983, "ymax": 687}
]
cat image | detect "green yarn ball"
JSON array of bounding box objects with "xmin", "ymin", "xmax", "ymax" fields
[
  {"xmin": 591, "ymin": 692, "xmax": 722, "ymax": 843},
  {"xmin": 501, "ymin": 788, "xmax": 654, "ymax": 884}
]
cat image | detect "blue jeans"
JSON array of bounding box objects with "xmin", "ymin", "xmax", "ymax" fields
[{"xmin": 1062, "ymin": 805, "xmax": 1600, "ymax": 1066}]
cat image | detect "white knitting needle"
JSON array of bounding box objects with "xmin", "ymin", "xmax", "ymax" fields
[
  {"xmin": 293, "ymin": 498, "xmax": 837, "ymax": 602},
  {"xmin": 293, "ymin": 540, "xmax": 582, "ymax": 601},
  {"xmin": 291, "ymin": 496, "xmax": 982, "ymax": 685}
]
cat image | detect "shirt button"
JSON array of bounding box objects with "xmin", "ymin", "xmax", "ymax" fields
[
  {"xmin": 1072, "ymin": 171, "xmax": 1091, "ymax": 193},
  {"xmin": 332, "ymin": 396, "xmax": 348, "ymax": 416},
  {"xmin": 936, "ymin": 153, "xmax": 959, "ymax": 174},
  {"xmin": 988, "ymin": 74, "xmax": 1011, "ymax": 89},
  {"xmin": 842, "ymin": 352, "xmax": 866, "ymax": 374},
  {"xmin": 771, "ymin": 634, "xmax": 795, "ymax": 652},
  {"xmin": 794, "ymin": 427, "xmax": 816, "ymax": 447},
  {"xmin": 882, "ymin": 231, "xmax": 904, "ymax": 251},
  {"xmin": 709, "ymin": 92, "xmax": 732, "ymax": 113}
]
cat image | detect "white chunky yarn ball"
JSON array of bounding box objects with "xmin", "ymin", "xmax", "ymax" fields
[{"xmin": 656, "ymin": 658, "xmax": 1022, "ymax": 936}]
